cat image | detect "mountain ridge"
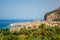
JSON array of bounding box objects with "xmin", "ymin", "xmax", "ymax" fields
[{"xmin": 44, "ymin": 7, "xmax": 60, "ymax": 21}]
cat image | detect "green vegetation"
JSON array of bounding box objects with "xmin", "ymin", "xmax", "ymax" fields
[
  {"xmin": 0, "ymin": 24, "xmax": 60, "ymax": 40},
  {"xmin": 53, "ymin": 19, "xmax": 60, "ymax": 21}
]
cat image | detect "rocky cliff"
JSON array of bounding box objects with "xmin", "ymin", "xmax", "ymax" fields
[{"xmin": 44, "ymin": 7, "xmax": 60, "ymax": 21}]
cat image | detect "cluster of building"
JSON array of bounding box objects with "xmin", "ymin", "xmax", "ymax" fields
[
  {"xmin": 10, "ymin": 20, "xmax": 41, "ymax": 31},
  {"xmin": 10, "ymin": 20, "xmax": 60, "ymax": 31},
  {"xmin": 10, "ymin": 20, "xmax": 40, "ymax": 28}
]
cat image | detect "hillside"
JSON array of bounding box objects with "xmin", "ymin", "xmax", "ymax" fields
[{"xmin": 44, "ymin": 7, "xmax": 60, "ymax": 21}]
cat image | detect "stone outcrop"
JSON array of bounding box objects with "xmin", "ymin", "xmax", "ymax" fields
[{"xmin": 44, "ymin": 7, "xmax": 60, "ymax": 21}]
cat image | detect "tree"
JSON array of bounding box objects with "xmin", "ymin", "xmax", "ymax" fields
[{"xmin": 3, "ymin": 35, "xmax": 18, "ymax": 40}]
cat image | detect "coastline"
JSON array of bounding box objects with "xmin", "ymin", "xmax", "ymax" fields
[{"xmin": 10, "ymin": 20, "xmax": 60, "ymax": 29}]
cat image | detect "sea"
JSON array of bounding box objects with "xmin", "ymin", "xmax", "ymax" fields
[{"xmin": 0, "ymin": 20, "xmax": 33, "ymax": 29}]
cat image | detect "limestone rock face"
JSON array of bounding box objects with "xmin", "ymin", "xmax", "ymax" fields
[{"xmin": 44, "ymin": 7, "xmax": 60, "ymax": 21}]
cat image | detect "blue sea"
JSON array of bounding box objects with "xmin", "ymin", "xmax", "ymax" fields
[{"xmin": 0, "ymin": 20, "xmax": 33, "ymax": 28}]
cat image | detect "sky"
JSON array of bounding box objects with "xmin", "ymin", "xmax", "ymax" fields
[{"xmin": 0, "ymin": 0, "xmax": 60, "ymax": 20}]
